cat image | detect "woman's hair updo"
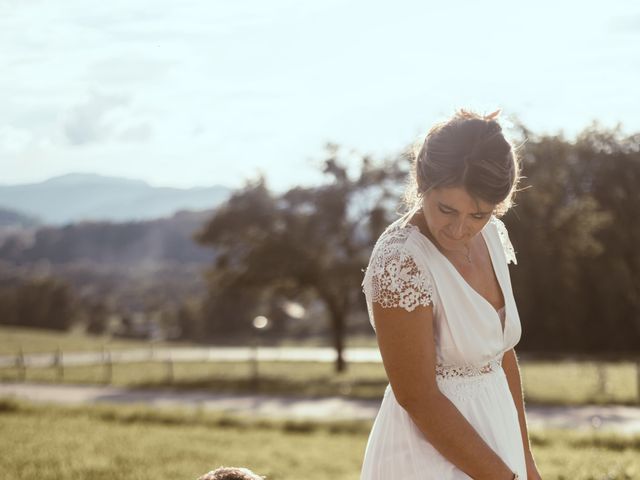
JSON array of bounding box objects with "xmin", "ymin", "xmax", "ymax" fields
[{"xmin": 405, "ymin": 108, "xmax": 522, "ymax": 217}]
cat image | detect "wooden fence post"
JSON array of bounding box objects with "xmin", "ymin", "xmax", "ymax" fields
[
  {"xmin": 54, "ymin": 348, "xmax": 64, "ymax": 382},
  {"xmin": 596, "ymin": 362, "xmax": 607, "ymax": 397},
  {"xmin": 250, "ymin": 336, "xmax": 259, "ymax": 392},
  {"xmin": 165, "ymin": 354, "xmax": 173, "ymax": 384},
  {"xmin": 102, "ymin": 347, "xmax": 112, "ymax": 384},
  {"xmin": 636, "ymin": 359, "xmax": 640, "ymax": 404},
  {"xmin": 16, "ymin": 348, "xmax": 25, "ymax": 382}
]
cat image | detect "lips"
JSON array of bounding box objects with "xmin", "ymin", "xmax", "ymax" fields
[{"xmin": 443, "ymin": 231, "xmax": 465, "ymax": 242}]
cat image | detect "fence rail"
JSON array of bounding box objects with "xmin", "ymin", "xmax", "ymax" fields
[{"xmin": 2, "ymin": 346, "xmax": 640, "ymax": 402}]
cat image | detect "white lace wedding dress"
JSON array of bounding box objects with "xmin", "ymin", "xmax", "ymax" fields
[{"xmin": 360, "ymin": 208, "xmax": 527, "ymax": 479}]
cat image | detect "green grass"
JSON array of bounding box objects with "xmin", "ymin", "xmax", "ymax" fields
[
  {"xmin": 0, "ymin": 398, "xmax": 367, "ymax": 480},
  {"xmin": 0, "ymin": 325, "xmax": 192, "ymax": 355},
  {"xmin": 0, "ymin": 360, "xmax": 387, "ymax": 399},
  {"xmin": 521, "ymin": 360, "xmax": 640, "ymax": 406},
  {"xmin": 2, "ymin": 358, "xmax": 639, "ymax": 406},
  {"xmin": 0, "ymin": 326, "xmax": 378, "ymax": 356},
  {"xmin": 2, "ymin": 326, "xmax": 639, "ymax": 406},
  {"xmin": 0, "ymin": 398, "xmax": 639, "ymax": 479}
]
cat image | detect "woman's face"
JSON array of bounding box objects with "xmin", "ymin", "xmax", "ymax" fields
[{"xmin": 421, "ymin": 186, "xmax": 495, "ymax": 252}]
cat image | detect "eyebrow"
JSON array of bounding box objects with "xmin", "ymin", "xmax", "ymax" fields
[{"xmin": 438, "ymin": 202, "xmax": 492, "ymax": 215}]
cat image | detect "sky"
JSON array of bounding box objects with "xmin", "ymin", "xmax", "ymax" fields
[{"xmin": 1, "ymin": 0, "xmax": 639, "ymax": 193}]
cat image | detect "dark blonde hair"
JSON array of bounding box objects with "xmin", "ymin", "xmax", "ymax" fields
[
  {"xmin": 404, "ymin": 108, "xmax": 522, "ymax": 217},
  {"xmin": 197, "ymin": 467, "xmax": 264, "ymax": 480}
]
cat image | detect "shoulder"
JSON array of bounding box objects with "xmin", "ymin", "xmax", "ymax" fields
[
  {"xmin": 365, "ymin": 219, "xmax": 425, "ymax": 284},
  {"xmin": 369, "ymin": 220, "xmax": 418, "ymax": 262},
  {"xmin": 361, "ymin": 221, "xmax": 435, "ymax": 314},
  {"xmin": 487, "ymin": 215, "xmax": 517, "ymax": 265}
]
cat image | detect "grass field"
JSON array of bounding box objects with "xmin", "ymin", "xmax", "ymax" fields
[
  {"xmin": 1, "ymin": 358, "xmax": 639, "ymax": 407},
  {"xmin": 0, "ymin": 326, "xmax": 378, "ymax": 355},
  {"xmin": 0, "ymin": 325, "xmax": 192, "ymax": 355},
  {"xmin": 1, "ymin": 326, "xmax": 639, "ymax": 406},
  {"xmin": 0, "ymin": 398, "xmax": 638, "ymax": 480}
]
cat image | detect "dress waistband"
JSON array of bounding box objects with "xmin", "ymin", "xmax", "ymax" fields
[{"xmin": 435, "ymin": 355, "xmax": 503, "ymax": 380}]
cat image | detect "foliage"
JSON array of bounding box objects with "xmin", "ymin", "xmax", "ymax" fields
[
  {"xmin": 505, "ymin": 124, "xmax": 640, "ymax": 352},
  {"xmin": 0, "ymin": 210, "xmax": 214, "ymax": 265},
  {"xmin": 1, "ymin": 123, "xmax": 639, "ymax": 354},
  {"xmin": 0, "ymin": 277, "xmax": 75, "ymax": 330},
  {"xmin": 195, "ymin": 145, "xmax": 406, "ymax": 371}
]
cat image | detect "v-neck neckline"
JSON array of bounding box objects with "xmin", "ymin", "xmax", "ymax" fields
[{"xmin": 404, "ymin": 217, "xmax": 508, "ymax": 338}]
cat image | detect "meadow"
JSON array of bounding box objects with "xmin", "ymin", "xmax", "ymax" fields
[
  {"xmin": 0, "ymin": 325, "xmax": 193, "ymax": 355},
  {"xmin": 2, "ymin": 357, "xmax": 639, "ymax": 406},
  {"xmin": 1, "ymin": 326, "xmax": 639, "ymax": 406},
  {"xmin": 2, "ymin": 326, "xmax": 640, "ymax": 478},
  {"xmin": 0, "ymin": 398, "xmax": 638, "ymax": 480},
  {"xmin": 0, "ymin": 325, "xmax": 378, "ymax": 355}
]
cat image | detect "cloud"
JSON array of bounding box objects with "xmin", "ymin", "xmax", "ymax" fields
[
  {"xmin": 119, "ymin": 123, "xmax": 152, "ymax": 142},
  {"xmin": 63, "ymin": 91, "xmax": 130, "ymax": 145},
  {"xmin": 88, "ymin": 57, "xmax": 174, "ymax": 85},
  {"xmin": 0, "ymin": 125, "xmax": 33, "ymax": 153}
]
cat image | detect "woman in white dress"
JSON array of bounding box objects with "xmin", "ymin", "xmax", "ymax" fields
[{"xmin": 360, "ymin": 110, "xmax": 542, "ymax": 479}]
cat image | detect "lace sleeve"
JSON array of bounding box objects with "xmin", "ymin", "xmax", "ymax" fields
[
  {"xmin": 361, "ymin": 235, "xmax": 434, "ymax": 329},
  {"xmin": 493, "ymin": 217, "xmax": 517, "ymax": 265}
]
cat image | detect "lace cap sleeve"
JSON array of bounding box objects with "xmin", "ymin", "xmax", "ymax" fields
[
  {"xmin": 492, "ymin": 217, "xmax": 517, "ymax": 265},
  {"xmin": 361, "ymin": 229, "xmax": 435, "ymax": 329}
]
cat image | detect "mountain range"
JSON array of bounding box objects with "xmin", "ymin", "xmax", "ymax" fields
[{"xmin": 0, "ymin": 173, "xmax": 232, "ymax": 225}]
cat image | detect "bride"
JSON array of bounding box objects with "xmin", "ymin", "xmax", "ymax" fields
[{"xmin": 360, "ymin": 109, "xmax": 542, "ymax": 479}]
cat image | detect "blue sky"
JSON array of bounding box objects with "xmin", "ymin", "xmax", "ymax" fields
[{"xmin": 1, "ymin": 0, "xmax": 639, "ymax": 193}]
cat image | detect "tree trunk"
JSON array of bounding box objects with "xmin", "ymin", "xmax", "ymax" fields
[
  {"xmin": 327, "ymin": 302, "xmax": 347, "ymax": 373},
  {"xmin": 316, "ymin": 287, "xmax": 348, "ymax": 373}
]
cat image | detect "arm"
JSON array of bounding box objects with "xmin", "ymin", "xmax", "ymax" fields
[
  {"xmin": 373, "ymin": 300, "xmax": 516, "ymax": 480},
  {"xmin": 502, "ymin": 348, "xmax": 541, "ymax": 476}
]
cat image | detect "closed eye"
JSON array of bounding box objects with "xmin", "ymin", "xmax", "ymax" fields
[
  {"xmin": 439, "ymin": 206, "xmax": 486, "ymax": 220},
  {"xmin": 438, "ymin": 206, "xmax": 455, "ymax": 215}
]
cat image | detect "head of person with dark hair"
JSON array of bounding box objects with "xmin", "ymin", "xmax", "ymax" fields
[
  {"xmin": 404, "ymin": 108, "xmax": 522, "ymax": 260},
  {"xmin": 197, "ymin": 466, "xmax": 264, "ymax": 480},
  {"xmin": 406, "ymin": 108, "xmax": 521, "ymax": 217}
]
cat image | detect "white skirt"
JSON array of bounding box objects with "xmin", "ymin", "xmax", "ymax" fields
[{"xmin": 360, "ymin": 366, "xmax": 527, "ymax": 479}]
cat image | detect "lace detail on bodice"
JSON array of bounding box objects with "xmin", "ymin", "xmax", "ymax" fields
[
  {"xmin": 492, "ymin": 217, "xmax": 517, "ymax": 265},
  {"xmin": 435, "ymin": 355, "xmax": 504, "ymax": 400},
  {"xmin": 435, "ymin": 355, "xmax": 503, "ymax": 380},
  {"xmin": 361, "ymin": 224, "xmax": 434, "ymax": 328}
]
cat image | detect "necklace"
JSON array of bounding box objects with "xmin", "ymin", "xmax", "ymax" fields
[{"xmin": 463, "ymin": 244, "xmax": 472, "ymax": 263}]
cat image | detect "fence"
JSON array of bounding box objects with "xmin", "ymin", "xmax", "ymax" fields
[{"xmin": 3, "ymin": 347, "xmax": 640, "ymax": 403}]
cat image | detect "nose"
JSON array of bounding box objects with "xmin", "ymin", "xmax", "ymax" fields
[{"xmin": 450, "ymin": 218, "xmax": 467, "ymax": 239}]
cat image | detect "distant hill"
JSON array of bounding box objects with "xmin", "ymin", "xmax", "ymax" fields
[
  {"xmin": 0, "ymin": 173, "xmax": 232, "ymax": 225},
  {"xmin": 0, "ymin": 208, "xmax": 217, "ymax": 266},
  {"xmin": 0, "ymin": 208, "xmax": 219, "ymax": 314}
]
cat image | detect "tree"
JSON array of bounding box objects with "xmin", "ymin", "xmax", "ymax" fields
[
  {"xmin": 197, "ymin": 123, "xmax": 640, "ymax": 364},
  {"xmin": 0, "ymin": 277, "xmax": 75, "ymax": 330},
  {"xmin": 196, "ymin": 145, "xmax": 405, "ymax": 371},
  {"xmin": 505, "ymin": 123, "xmax": 640, "ymax": 353}
]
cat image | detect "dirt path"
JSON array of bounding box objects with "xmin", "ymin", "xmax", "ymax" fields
[{"xmin": 2, "ymin": 382, "xmax": 640, "ymax": 433}]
